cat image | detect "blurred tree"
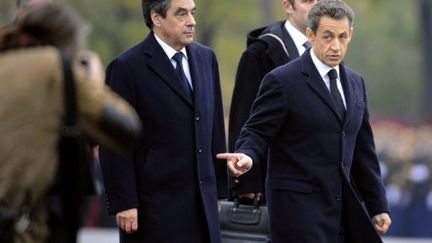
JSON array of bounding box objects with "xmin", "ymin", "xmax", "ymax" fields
[
  {"xmin": 260, "ymin": 0, "xmax": 275, "ymax": 25},
  {"xmin": 344, "ymin": 0, "xmax": 422, "ymax": 122},
  {"xmin": 0, "ymin": 1, "xmax": 15, "ymax": 23},
  {"xmin": 419, "ymin": 0, "xmax": 432, "ymax": 122},
  {"xmin": 59, "ymin": 0, "xmax": 146, "ymax": 65},
  {"xmin": 0, "ymin": 0, "xmax": 428, "ymax": 122}
]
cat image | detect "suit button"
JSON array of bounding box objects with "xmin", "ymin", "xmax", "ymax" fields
[
  {"xmin": 341, "ymin": 131, "xmax": 345, "ymax": 136},
  {"xmin": 336, "ymin": 194, "xmax": 341, "ymax": 201},
  {"xmin": 195, "ymin": 115, "xmax": 200, "ymax": 121},
  {"xmin": 199, "ymin": 180, "xmax": 203, "ymax": 185},
  {"xmin": 233, "ymin": 179, "xmax": 240, "ymax": 184},
  {"xmin": 198, "ymin": 147, "xmax": 203, "ymax": 153}
]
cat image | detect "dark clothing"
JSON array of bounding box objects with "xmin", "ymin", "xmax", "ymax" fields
[
  {"xmin": 235, "ymin": 49, "xmax": 389, "ymax": 243},
  {"xmin": 228, "ymin": 20, "xmax": 299, "ymax": 197},
  {"xmin": 100, "ymin": 33, "xmax": 227, "ymax": 243},
  {"xmin": 0, "ymin": 47, "xmax": 141, "ymax": 243}
]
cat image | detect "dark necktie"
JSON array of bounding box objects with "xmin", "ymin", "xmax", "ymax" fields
[
  {"xmin": 303, "ymin": 41, "xmax": 312, "ymax": 49},
  {"xmin": 172, "ymin": 52, "xmax": 193, "ymax": 99},
  {"xmin": 328, "ymin": 69, "xmax": 345, "ymax": 120}
]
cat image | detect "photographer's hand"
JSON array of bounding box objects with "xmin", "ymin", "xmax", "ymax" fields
[{"xmin": 76, "ymin": 50, "xmax": 104, "ymax": 84}]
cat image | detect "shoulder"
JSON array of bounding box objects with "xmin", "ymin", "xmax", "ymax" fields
[
  {"xmin": 2, "ymin": 46, "xmax": 59, "ymax": 63},
  {"xmin": 341, "ymin": 64, "xmax": 363, "ymax": 81},
  {"xmin": 262, "ymin": 56, "xmax": 304, "ymax": 89},
  {"xmin": 272, "ymin": 56, "xmax": 302, "ymax": 75},
  {"xmin": 0, "ymin": 46, "xmax": 62, "ymax": 78},
  {"xmin": 114, "ymin": 41, "xmax": 147, "ymax": 63},
  {"xmin": 113, "ymin": 32, "xmax": 159, "ymax": 63},
  {"xmin": 188, "ymin": 42, "xmax": 215, "ymax": 56},
  {"xmin": 263, "ymin": 20, "xmax": 286, "ymax": 36},
  {"xmin": 243, "ymin": 21, "xmax": 284, "ymax": 50},
  {"xmin": 246, "ymin": 20, "xmax": 289, "ymax": 57}
]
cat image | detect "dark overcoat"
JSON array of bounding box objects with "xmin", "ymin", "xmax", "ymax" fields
[
  {"xmin": 228, "ymin": 20, "xmax": 299, "ymax": 197},
  {"xmin": 235, "ymin": 49, "xmax": 389, "ymax": 243},
  {"xmin": 100, "ymin": 33, "xmax": 227, "ymax": 243}
]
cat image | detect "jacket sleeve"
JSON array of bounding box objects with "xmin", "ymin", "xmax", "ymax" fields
[
  {"xmin": 351, "ymin": 77, "xmax": 389, "ymax": 217},
  {"xmin": 210, "ymin": 53, "xmax": 228, "ymax": 199},
  {"xmin": 228, "ymin": 47, "xmax": 268, "ymax": 197},
  {"xmin": 98, "ymin": 58, "xmax": 141, "ymax": 215},
  {"xmin": 234, "ymin": 72, "xmax": 288, "ymax": 194}
]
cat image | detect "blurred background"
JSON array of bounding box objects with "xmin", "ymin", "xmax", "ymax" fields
[{"xmin": 1, "ymin": 0, "xmax": 432, "ymax": 241}]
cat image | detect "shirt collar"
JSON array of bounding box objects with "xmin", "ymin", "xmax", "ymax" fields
[
  {"xmin": 153, "ymin": 33, "xmax": 188, "ymax": 60},
  {"xmin": 284, "ymin": 20, "xmax": 308, "ymax": 52},
  {"xmin": 309, "ymin": 49, "xmax": 340, "ymax": 80}
]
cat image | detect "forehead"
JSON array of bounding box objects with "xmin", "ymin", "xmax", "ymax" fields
[
  {"xmin": 168, "ymin": 0, "xmax": 195, "ymax": 10},
  {"xmin": 294, "ymin": 0, "xmax": 315, "ymax": 4},
  {"xmin": 317, "ymin": 16, "xmax": 350, "ymax": 33}
]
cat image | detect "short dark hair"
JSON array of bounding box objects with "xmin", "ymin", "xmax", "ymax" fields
[
  {"xmin": 308, "ymin": 0, "xmax": 354, "ymax": 33},
  {"xmin": 141, "ymin": 0, "xmax": 171, "ymax": 29}
]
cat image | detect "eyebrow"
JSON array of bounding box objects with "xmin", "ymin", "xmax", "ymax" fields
[
  {"xmin": 322, "ymin": 30, "xmax": 334, "ymax": 35},
  {"xmin": 174, "ymin": 6, "xmax": 196, "ymax": 13},
  {"xmin": 323, "ymin": 30, "xmax": 347, "ymax": 35}
]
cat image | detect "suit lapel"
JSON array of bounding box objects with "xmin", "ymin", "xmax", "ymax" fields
[
  {"xmin": 186, "ymin": 44, "xmax": 202, "ymax": 106},
  {"xmin": 339, "ymin": 65, "xmax": 354, "ymax": 128},
  {"xmin": 301, "ymin": 52, "xmax": 343, "ymax": 124},
  {"xmin": 280, "ymin": 23, "xmax": 299, "ymax": 59},
  {"xmin": 143, "ymin": 34, "xmax": 194, "ymax": 107}
]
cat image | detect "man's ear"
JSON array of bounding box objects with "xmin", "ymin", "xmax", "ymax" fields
[
  {"xmin": 151, "ymin": 11, "xmax": 161, "ymax": 27},
  {"xmin": 282, "ymin": 0, "xmax": 294, "ymax": 16},
  {"xmin": 348, "ymin": 27, "xmax": 354, "ymax": 43},
  {"xmin": 306, "ymin": 27, "xmax": 315, "ymax": 45}
]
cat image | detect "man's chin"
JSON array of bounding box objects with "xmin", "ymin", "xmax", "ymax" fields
[
  {"xmin": 183, "ymin": 38, "xmax": 194, "ymax": 45},
  {"xmin": 325, "ymin": 59, "xmax": 342, "ymax": 67}
]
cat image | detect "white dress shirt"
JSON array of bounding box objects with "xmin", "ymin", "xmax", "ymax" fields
[
  {"xmin": 154, "ymin": 33, "xmax": 193, "ymax": 89},
  {"xmin": 310, "ymin": 50, "xmax": 346, "ymax": 108},
  {"xmin": 284, "ymin": 20, "xmax": 309, "ymax": 55}
]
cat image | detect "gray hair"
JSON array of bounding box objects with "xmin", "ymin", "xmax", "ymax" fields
[
  {"xmin": 141, "ymin": 0, "xmax": 171, "ymax": 30},
  {"xmin": 308, "ymin": 0, "xmax": 354, "ymax": 33}
]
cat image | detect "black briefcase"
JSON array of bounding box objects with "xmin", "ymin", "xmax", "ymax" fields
[{"xmin": 219, "ymin": 199, "xmax": 271, "ymax": 243}]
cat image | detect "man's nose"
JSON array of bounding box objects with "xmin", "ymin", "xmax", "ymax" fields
[
  {"xmin": 186, "ymin": 13, "xmax": 196, "ymax": 26},
  {"xmin": 330, "ymin": 39, "xmax": 341, "ymax": 51}
]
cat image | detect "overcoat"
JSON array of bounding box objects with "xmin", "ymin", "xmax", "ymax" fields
[
  {"xmin": 236, "ymin": 49, "xmax": 389, "ymax": 243},
  {"xmin": 100, "ymin": 33, "xmax": 227, "ymax": 243},
  {"xmin": 228, "ymin": 20, "xmax": 299, "ymax": 197}
]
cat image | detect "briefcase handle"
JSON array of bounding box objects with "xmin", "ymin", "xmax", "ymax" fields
[{"xmin": 233, "ymin": 196, "xmax": 260, "ymax": 213}]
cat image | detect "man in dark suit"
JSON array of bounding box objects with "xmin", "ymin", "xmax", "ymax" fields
[
  {"xmin": 218, "ymin": 1, "xmax": 391, "ymax": 242},
  {"xmin": 99, "ymin": 0, "xmax": 227, "ymax": 242},
  {"xmin": 228, "ymin": 0, "xmax": 318, "ymax": 201}
]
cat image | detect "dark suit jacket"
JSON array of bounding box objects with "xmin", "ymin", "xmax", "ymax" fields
[
  {"xmin": 100, "ymin": 33, "xmax": 227, "ymax": 243},
  {"xmin": 228, "ymin": 20, "xmax": 299, "ymax": 197},
  {"xmin": 235, "ymin": 49, "xmax": 389, "ymax": 243}
]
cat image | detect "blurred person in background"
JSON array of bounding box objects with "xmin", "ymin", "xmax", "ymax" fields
[
  {"xmin": 228, "ymin": 0, "xmax": 319, "ymax": 203},
  {"xmin": 218, "ymin": 1, "xmax": 391, "ymax": 242},
  {"xmin": 99, "ymin": 0, "xmax": 228, "ymax": 242},
  {"xmin": 0, "ymin": 3, "xmax": 141, "ymax": 243},
  {"xmin": 16, "ymin": 0, "xmax": 53, "ymax": 20}
]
